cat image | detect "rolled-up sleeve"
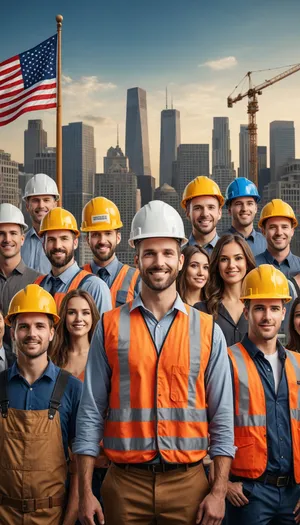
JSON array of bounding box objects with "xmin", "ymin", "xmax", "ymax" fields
[
  {"xmin": 205, "ymin": 323, "xmax": 235, "ymax": 459},
  {"xmin": 82, "ymin": 276, "xmax": 112, "ymax": 315},
  {"xmin": 73, "ymin": 319, "xmax": 112, "ymax": 456}
]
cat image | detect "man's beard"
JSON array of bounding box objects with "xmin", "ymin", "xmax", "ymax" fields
[
  {"xmin": 192, "ymin": 219, "xmax": 215, "ymax": 235},
  {"xmin": 47, "ymin": 248, "xmax": 74, "ymax": 268},
  {"xmin": 91, "ymin": 244, "xmax": 116, "ymax": 262},
  {"xmin": 140, "ymin": 266, "xmax": 178, "ymax": 292}
]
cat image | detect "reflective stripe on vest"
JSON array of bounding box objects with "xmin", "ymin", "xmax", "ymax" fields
[
  {"xmin": 228, "ymin": 342, "xmax": 300, "ymax": 481},
  {"xmin": 102, "ymin": 302, "xmax": 212, "ymax": 463},
  {"xmin": 82, "ymin": 263, "xmax": 139, "ymax": 307},
  {"xmin": 34, "ymin": 270, "xmax": 92, "ymax": 311}
]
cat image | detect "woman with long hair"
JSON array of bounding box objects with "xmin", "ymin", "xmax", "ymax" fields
[
  {"xmin": 50, "ymin": 289, "xmax": 105, "ymax": 523},
  {"xmin": 286, "ymin": 297, "xmax": 300, "ymax": 352},
  {"xmin": 177, "ymin": 245, "xmax": 209, "ymax": 305},
  {"xmin": 194, "ymin": 234, "xmax": 256, "ymax": 346}
]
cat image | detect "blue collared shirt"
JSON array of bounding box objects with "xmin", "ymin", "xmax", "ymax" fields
[
  {"xmin": 233, "ymin": 336, "xmax": 293, "ymax": 474},
  {"xmin": 73, "ymin": 293, "xmax": 235, "ymax": 460},
  {"xmin": 40, "ymin": 262, "xmax": 112, "ymax": 314},
  {"xmin": 187, "ymin": 232, "xmax": 219, "ymax": 255},
  {"xmin": 89, "ymin": 257, "xmax": 140, "ymax": 295},
  {"xmin": 6, "ymin": 360, "xmax": 82, "ymax": 458},
  {"xmin": 224, "ymin": 226, "xmax": 267, "ymax": 257},
  {"xmin": 255, "ymin": 249, "xmax": 300, "ymax": 278},
  {"xmin": 22, "ymin": 227, "xmax": 51, "ymax": 274}
]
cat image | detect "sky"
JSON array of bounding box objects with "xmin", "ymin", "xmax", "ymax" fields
[{"xmin": 1, "ymin": 0, "xmax": 300, "ymax": 184}]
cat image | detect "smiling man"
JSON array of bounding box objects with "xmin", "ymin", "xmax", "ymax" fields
[
  {"xmin": 181, "ymin": 176, "xmax": 224, "ymax": 255},
  {"xmin": 74, "ymin": 200, "xmax": 235, "ymax": 525},
  {"xmin": 227, "ymin": 265, "xmax": 300, "ymax": 525},
  {"xmin": 222, "ymin": 177, "xmax": 267, "ymax": 256},
  {"xmin": 255, "ymin": 199, "xmax": 300, "ymax": 278},
  {"xmin": 81, "ymin": 197, "xmax": 140, "ymax": 307},
  {"xmin": 22, "ymin": 173, "xmax": 60, "ymax": 274},
  {"xmin": 34, "ymin": 207, "xmax": 112, "ymax": 315}
]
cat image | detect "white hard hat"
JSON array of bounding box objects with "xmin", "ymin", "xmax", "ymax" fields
[
  {"xmin": 0, "ymin": 203, "xmax": 28, "ymax": 230},
  {"xmin": 129, "ymin": 200, "xmax": 187, "ymax": 248},
  {"xmin": 23, "ymin": 173, "xmax": 60, "ymax": 201}
]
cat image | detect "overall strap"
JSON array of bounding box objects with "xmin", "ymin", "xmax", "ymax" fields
[
  {"xmin": 0, "ymin": 369, "xmax": 9, "ymax": 418},
  {"xmin": 48, "ymin": 369, "xmax": 71, "ymax": 420}
]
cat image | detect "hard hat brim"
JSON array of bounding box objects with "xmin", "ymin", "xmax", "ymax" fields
[
  {"xmin": 23, "ymin": 193, "xmax": 60, "ymax": 202},
  {"xmin": 181, "ymin": 194, "xmax": 225, "ymax": 210},
  {"xmin": 5, "ymin": 311, "xmax": 60, "ymax": 326},
  {"xmin": 241, "ymin": 293, "xmax": 292, "ymax": 303},
  {"xmin": 129, "ymin": 233, "xmax": 188, "ymax": 248},
  {"xmin": 81, "ymin": 221, "xmax": 123, "ymax": 232},
  {"xmin": 38, "ymin": 227, "xmax": 80, "ymax": 238},
  {"xmin": 258, "ymin": 215, "xmax": 298, "ymax": 229},
  {"xmin": 0, "ymin": 220, "xmax": 28, "ymax": 231},
  {"xmin": 225, "ymin": 194, "xmax": 260, "ymax": 207}
]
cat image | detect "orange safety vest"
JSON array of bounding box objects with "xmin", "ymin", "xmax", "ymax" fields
[
  {"xmin": 228, "ymin": 342, "xmax": 300, "ymax": 482},
  {"xmin": 35, "ymin": 270, "xmax": 92, "ymax": 310},
  {"xmin": 102, "ymin": 302, "xmax": 213, "ymax": 464},
  {"xmin": 83, "ymin": 263, "xmax": 139, "ymax": 307}
]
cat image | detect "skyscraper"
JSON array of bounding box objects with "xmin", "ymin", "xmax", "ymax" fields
[
  {"xmin": 212, "ymin": 117, "xmax": 231, "ymax": 169},
  {"xmin": 159, "ymin": 108, "xmax": 181, "ymax": 186},
  {"xmin": 239, "ymin": 125, "xmax": 249, "ymax": 179},
  {"xmin": 95, "ymin": 144, "xmax": 140, "ymax": 265},
  {"xmin": 270, "ymin": 121, "xmax": 295, "ymax": 181},
  {"xmin": 24, "ymin": 120, "xmax": 47, "ymax": 173},
  {"xmin": 154, "ymin": 184, "xmax": 181, "ymax": 217},
  {"xmin": 0, "ymin": 149, "xmax": 20, "ymax": 207},
  {"xmin": 62, "ymin": 122, "xmax": 96, "ymax": 265},
  {"xmin": 34, "ymin": 147, "xmax": 56, "ymax": 180},
  {"xmin": 125, "ymin": 87, "xmax": 151, "ymax": 176},
  {"xmin": 257, "ymin": 146, "xmax": 267, "ymax": 173}
]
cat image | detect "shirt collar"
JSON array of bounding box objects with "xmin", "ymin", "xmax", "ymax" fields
[
  {"xmin": 241, "ymin": 334, "xmax": 287, "ymax": 361},
  {"xmin": 264, "ymin": 249, "xmax": 291, "ymax": 268},
  {"xmin": 27, "ymin": 227, "xmax": 40, "ymax": 239},
  {"xmin": 188, "ymin": 232, "xmax": 219, "ymax": 249},
  {"xmin": 91, "ymin": 256, "xmax": 119, "ymax": 276},
  {"xmin": 49, "ymin": 261, "xmax": 79, "ymax": 284},
  {"xmin": 130, "ymin": 292, "xmax": 188, "ymax": 316},
  {"xmin": 8, "ymin": 359, "xmax": 57, "ymax": 382},
  {"xmin": 228, "ymin": 225, "xmax": 255, "ymax": 241}
]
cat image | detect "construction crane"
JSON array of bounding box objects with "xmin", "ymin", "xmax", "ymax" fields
[{"xmin": 227, "ymin": 63, "xmax": 300, "ymax": 187}]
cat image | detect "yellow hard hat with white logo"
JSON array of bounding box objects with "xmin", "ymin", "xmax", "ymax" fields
[{"xmin": 81, "ymin": 197, "xmax": 123, "ymax": 232}]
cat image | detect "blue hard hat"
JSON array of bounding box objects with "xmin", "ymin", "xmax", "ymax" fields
[{"xmin": 225, "ymin": 177, "xmax": 260, "ymax": 206}]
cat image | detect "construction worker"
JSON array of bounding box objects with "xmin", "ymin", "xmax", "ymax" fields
[
  {"xmin": 181, "ymin": 175, "xmax": 224, "ymax": 254},
  {"xmin": 223, "ymin": 177, "xmax": 267, "ymax": 256},
  {"xmin": 0, "ymin": 204, "xmax": 40, "ymax": 348},
  {"xmin": 227, "ymin": 265, "xmax": 300, "ymax": 525},
  {"xmin": 74, "ymin": 200, "xmax": 235, "ymax": 525},
  {"xmin": 34, "ymin": 207, "xmax": 112, "ymax": 314},
  {"xmin": 0, "ymin": 284, "xmax": 82, "ymax": 524},
  {"xmin": 255, "ymin": 199, "xmax": 300, "ymax": 277},
  {"xmin": 0, "ymin": 304, "xmax": 16, "ymax": 371},
  {"xmin": 22, "ymin": 173, "xmax": 60, "ymax": 273},
  {"xmin": 81, "ymin": 197, "xmax": 140, "ymax": 307}
]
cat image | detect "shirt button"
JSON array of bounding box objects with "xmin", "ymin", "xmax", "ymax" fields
[
  {"xmin": 29, "ymin": 388, "xmax": 33, "ymax": 391},
  {"xmin": 267, "ymin": 368, "xmax": 271, "ymax": 372},
  {"xmin": 157, "ymin": 324, "xmax": 160, "ymax": 328},
  {"xmin": 281, "ymin": 456, "xmax": 284, "ymax": 459}
]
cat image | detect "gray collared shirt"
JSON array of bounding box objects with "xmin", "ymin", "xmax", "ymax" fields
[
  {"xmin": 223, "ymin": 226, "xmax": 267, "ymax": 257},
  {"xmin": 40, "ymin": 261, "xmax": 112, "ymax": 315},
  {"xmin": 255, "ymin": 249, "xmax": 300, "ymax": 278},
  {"xmin": 22, "ymin": 227, "xmax": 51, "ymax": 274},
  {"xmin": 0, "ymin": 346, "xmax": 7, "ymax": 373},
  {"xmin": 187, "ymin": 232, "xmax": 219, "ymax": 255},
  {"xmin": 0, "ymin": 259, "xmax": 40, "ymax": 315},
  {"xmin": 73, "ymin": 293, "xmax": 235, "ymax": 461}
]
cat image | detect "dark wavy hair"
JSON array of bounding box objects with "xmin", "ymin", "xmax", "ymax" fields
[
  {"xmin": 50, "ymin": 289, "xmax": 100, "ymax": 367},
  {"xmin": 177, "ymin": 245, "xmax": 209, "ymax": 303},
  {"xmin": 286, "ymin": 297, "xmax": 300, "ymax": 352},
  {"xmin": 206, "ymin": 234, "xmax": 256, "ymax": 319}
]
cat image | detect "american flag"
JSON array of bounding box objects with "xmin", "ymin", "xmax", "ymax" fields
[{"xmin": 0, "ymin": 35, "xmax": 57, "ymax": 127}]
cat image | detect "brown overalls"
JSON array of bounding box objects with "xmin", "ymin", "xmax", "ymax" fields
[{"xmin": 0, "ymin": 369, "xmax": 70, "ymax": 525}]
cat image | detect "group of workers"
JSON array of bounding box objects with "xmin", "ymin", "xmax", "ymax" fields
[{"xmin": 0, "ymin": 171, "xmax": 299, "ymax": 525}]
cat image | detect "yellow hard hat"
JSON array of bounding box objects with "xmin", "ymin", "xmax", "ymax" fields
[
  {"xmin": 5, "ymin": 284, "xmax": 60, "ymax": 326},
  {"xmin": 81, "ymin": 197, "xmax": 123, "ymax": 232},
  {"xmin": 258, "ymin": 199, "xmax": 298, "ymax": 229},
  {"xmin": 39, "ymin": 208, "xmax": 80, "ymax": 237},
  {"xmin": 241, "ymin": 265, "xmax": 291, "ymax": 302},
  {"xmin": 181, "ymin": 176, "xmax": 225, "ymax": 210}
]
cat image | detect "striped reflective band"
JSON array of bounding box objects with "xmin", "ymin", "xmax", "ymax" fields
[
  {"xmin": 107, "ymin": 407, "xmax": 207, "ymax": 422},
  {"xmin": 286, "ymin": 351, "xmax": 300, "ymax": 412},
  {"xmin": 118, "ymin": 303, "xmax": 131, "ymax": 408},
  {"xmin": 290, "ymin": 409, "xmax": 300, "ymax": 421},
  {"xmin": 120, "ymin": 266, "xmax": 136, "ymax": 294},
  {"xmin": 188, "ymin": 307, "xmax": 201, "ymax": 407},
  {"xmin": 234, "ymin": 414, "xmax": 266, "ymax": 427},
  {"xmin": 104, "ymin": 436, "xmax": 208, "ymax": 451},
  {"xmin": 230, "ymin": 344, "xmax": 250, "ymax": 415}
]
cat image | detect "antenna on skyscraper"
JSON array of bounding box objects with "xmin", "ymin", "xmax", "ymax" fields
[
  {"xmin": 166, "ymin": 86, "xmax": 168, "ymax": 109},
  {"xmin": 171, "ymin": 93, "xmax": 174, "ymax": 110},
  {"xmin": 117, "ymin": 124, "xmax": 119, "ymax": 147}
]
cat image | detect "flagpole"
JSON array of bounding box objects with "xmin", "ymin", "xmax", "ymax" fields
[{"xmin": 56, "ymin": 14, "xmax": 63, "ymax": 206}]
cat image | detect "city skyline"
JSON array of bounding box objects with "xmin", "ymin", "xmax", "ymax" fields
[{"xmin": 0, "ymin": 0, "xmax": 300, "ymax": 182}]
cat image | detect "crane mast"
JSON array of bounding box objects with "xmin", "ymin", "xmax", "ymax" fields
[{"xmin": 228, "ymin": 63, "xmax": 300, "ymax": 187}]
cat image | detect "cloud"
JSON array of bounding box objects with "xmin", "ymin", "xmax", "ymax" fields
[
  {"xmin": 199, "ymin": 56, "xmax": 238, "ymax": 71},
  {"xmin": 77, "ymin": 115, "xmax": 107, "ymax": 125},
  {"xmin": 62, "ymin": 75, "xmax": 117, "ymax": 96}
]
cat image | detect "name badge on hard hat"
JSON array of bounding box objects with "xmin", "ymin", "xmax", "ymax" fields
[{"xmin": 92, "ymin": 214, "xmax": 110, "ymax": 224}]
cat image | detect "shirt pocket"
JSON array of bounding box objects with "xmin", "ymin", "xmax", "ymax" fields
[
  {"xmin": 170, "ymin": 366, "xmax": 189, "ymax": 403},
  {"xmin": 233, "ymin": 436, "xmax": 255, "ymax": 471},
  {"xmin": 115, "ymin": 290, "xmax": 128, "ymax": 307}
]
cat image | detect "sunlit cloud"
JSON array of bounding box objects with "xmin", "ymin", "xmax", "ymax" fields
[{"xmin": 199, "ymin": 56, "xmax": 238, "ymax": 71}]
